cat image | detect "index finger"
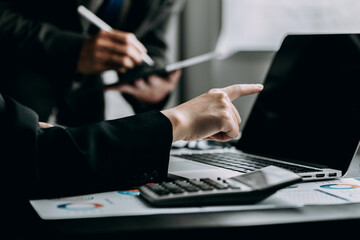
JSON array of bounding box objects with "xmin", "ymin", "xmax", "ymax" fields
[{"xmin": 222, "ymin": 84, "xmax": 263, "ymax": 102}]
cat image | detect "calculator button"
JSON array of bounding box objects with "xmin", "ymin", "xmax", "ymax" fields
[
  {"xmin": 174, "ymin": 180, "xmax": 193, "ymax": 188},
  {"xmin": 174, "ymin": 180, "xmax": 201, "ymax": 192},
  {"xmin": 188, "ymin": 179, "xmax": 214, "ymax": 191},
  {"xmin": 223, "ymin": 179, "xmax": 242, "ymax": 189},
  {"xmin": 161, "ymin": 182, "xmax": 184, "ymax": 194},
  {"xmin": 170, "ymin": 188, "xmax": 184, "ymax": 194},
  {"xmin": 147, "ymin": 184, "xmax": 170, "ymax": 195},
  {"xmin": 184, "ymin": 186, "xmax": 199, "ymax": 192},
  {"xmin": 200, "ymin": 178, "xmax": 229, "ymax": 190}
]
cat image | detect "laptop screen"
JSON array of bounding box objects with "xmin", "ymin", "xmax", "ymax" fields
[{"xmin": 237, "ymin": 34, "xmax": 360, "ymax": 173}]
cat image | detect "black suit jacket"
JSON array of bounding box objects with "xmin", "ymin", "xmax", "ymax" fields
[
  {"xmin": 0, "ymin": 0, "xmax": 184, "ymax": 126},
  {"xmin": 0, "ymin": 92, "xmax": 172, "ymax": 238},
  {"xmin": 0, "ymin": 93, "xmax": 172, "ymax": 198}
]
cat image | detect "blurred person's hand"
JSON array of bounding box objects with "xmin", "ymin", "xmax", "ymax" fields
[
  {"xmin": 77, "ymin": 30, "xmax": 146, "ymax": 75},
  {"xmin": 108, "ymin": 70, "xmax": 181, "ymax": 104}
]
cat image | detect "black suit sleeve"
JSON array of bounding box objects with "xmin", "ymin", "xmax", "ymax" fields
[
  {"xmin": 0, "ymin": 0, "xmax": 85, "ymax": 77},
  {"xmin": 0, "ymin": 94, "xmax": 173, "ymax": 199}
]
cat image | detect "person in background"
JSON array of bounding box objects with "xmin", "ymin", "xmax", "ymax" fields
[{"xmin": 0, "ymin": 0, "xmax": 185, "ymax": 127}]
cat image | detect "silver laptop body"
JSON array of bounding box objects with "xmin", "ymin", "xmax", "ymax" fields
[{"xmin": 169, "ymin": 34, "xmax": 360, "ymax": 181}]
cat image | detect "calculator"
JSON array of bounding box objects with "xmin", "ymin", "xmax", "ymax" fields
[{"xmin": 139, "ymin": 166, "xmax": 302, "ymax": 207}]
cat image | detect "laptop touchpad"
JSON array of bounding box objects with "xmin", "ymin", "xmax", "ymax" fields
[
  {"xmin": 168, "ymin": 157, "xmax": 219, "ymax": 171},
  {"xmin": 168, "ymin": 156, "xmax": 239, "ymax": 179}
]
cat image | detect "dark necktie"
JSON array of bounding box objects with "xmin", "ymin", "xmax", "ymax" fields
[{"xmin": 101, "ymin": 0, "xmax": 124, "ymax": 27}]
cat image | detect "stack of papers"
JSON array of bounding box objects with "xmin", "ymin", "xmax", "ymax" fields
[{"xmin": 30, "ymin": 178, "xmax": 360, "ymax": 220}]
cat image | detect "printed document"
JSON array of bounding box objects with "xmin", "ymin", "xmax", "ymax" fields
[{"xmin": 30, "ymin": 178, "xmax": 360, "ymax": 220}]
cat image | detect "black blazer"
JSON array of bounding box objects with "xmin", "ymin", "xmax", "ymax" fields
[
  {"xmin": 0, "ymin": 92, "xmax": 172, "ymax": 238},
  {"xmin": 0, "ymin": 93, "xmax": 172, "ymax": 198},
  {"xmin": 0, "ymin": 0, "xmax": 184, "ymax": 126}
]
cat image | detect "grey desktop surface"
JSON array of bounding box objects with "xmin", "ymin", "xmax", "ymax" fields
[{"xmin": 48, "ymin": 153, "xmax": 360, "ymax": 238}]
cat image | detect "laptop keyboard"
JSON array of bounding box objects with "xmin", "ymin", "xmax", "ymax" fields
[{"xmin": 174, "ymin": 152, "xmax": 318, "ymax": 174}]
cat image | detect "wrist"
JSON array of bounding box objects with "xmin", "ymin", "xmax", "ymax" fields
[{"xmin": 161, "ymin": 108, "xmax": 187, "ymax": 142}]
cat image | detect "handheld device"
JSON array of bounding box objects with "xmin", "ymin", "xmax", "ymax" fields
[{"xmin": 105, "ymin": 51, "xmax": 219, "ymax": 87}]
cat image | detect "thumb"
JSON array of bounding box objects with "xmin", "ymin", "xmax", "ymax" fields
[
  {"xmin": 116, "ymin": 84, "xmax": 137, "ymax": 95},
  {"xmin": 222, "ymin": 84, "xmax": 263, "ymax": 102},
  {"xmin": 39, "ymin": 122, "xmax": 54, "ymax": 129}
]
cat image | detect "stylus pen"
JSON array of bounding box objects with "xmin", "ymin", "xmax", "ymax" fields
[{"xmin": 77, "ymin": 5, "xmax": 155, "ymax": 66}]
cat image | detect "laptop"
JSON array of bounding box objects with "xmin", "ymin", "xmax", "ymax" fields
[{"xmin": 169, "ymin": 34, "xmax": 360, "ymax": 181}]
